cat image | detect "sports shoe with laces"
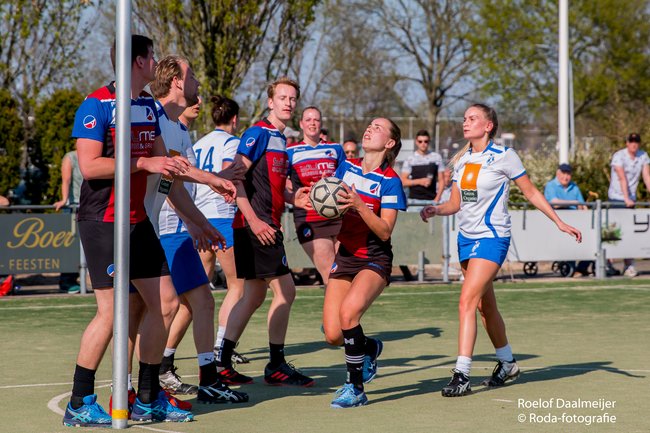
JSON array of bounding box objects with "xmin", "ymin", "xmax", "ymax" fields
[
  {"xmin": 131, "ymin": 390, "xmax": 193, "ymax": 422},
  {"xmin": 362, "ymin": 338, "xmax": 383, "ymax": 383},
  {"xmin": 62, "ymin": 394, "xmax": 112, "ymax": 427},
  {"xmin": 214, "ymin": 343, "xmax": 251, "ymax": 364},
  {"xmin": 108, "ymin": 388, "xmax": 136, "ymax": 416},
  {"xmin": 217, "ymin": 365, "xmax": 254, "ymax": 385},
  {"xmin": 624, "ymin": 265, "xmax": 638, "ymax": 277},
  {"xmin": 264, "ymin": 362, "xmax": 315, "ymax": 387},
  {"xmin": 198, "ymin": 380, "xmax": 249, "ymax": 404},
  {"xmin": 159, "ymin": 366, "xmax": 198, "ymax": 395},
  {"xmin": 330, "ymin": 383, "xmax": 368, "ymax": 408},
  {"xmin": 164, "ymin": 391, "xmax": 192, "ymax": 411},
  {"xmin": 441, "ymin": 369, "xmax": 472, "ymax": 397},
  {"xmin": 231, "ymin": 349, "xmax": 250, "ymax": 364},
  {"xmin": 481, "ymin": 359, "xmax": 520, "ymax": 387}
]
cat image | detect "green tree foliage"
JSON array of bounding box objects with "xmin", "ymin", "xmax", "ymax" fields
[
  {"xmin": 132, "ymin": 0, "xmax": 320, "ymax": 101},
  {"xmin": 474, "ymin": 0, "xmax": 650, "ymax": 139},
  {"xmin": 0, "ymin": 90, "xmax": 24, "ymax": 198},
  {"xmin": 33, "ymin": 89, "xmax": 84, "ymax": 204}
]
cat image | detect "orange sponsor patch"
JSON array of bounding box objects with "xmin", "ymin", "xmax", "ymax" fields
[{"xmin": 460, "ymin": 163, "xmax": 481, "ymax": 202}]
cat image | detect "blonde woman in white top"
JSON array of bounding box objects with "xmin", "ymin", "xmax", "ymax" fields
[{"xmin": 421, "ymin": 103, "xmax": 582, "ymax": 397}]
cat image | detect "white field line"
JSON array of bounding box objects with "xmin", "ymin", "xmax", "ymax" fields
[
  {"xmin": 48, "ymin": 384, "xmax": 184, "ymax": 433},
  {"xmin": 2, "ymin": 284, "xmax": 650, "ymax": 311}
]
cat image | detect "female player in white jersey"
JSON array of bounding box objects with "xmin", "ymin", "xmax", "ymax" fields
[
  {"xmin": 192, "ymin": 95, "xmax": 248, "ymax": 362},
  {"xmin": 420, "ymin": 104, "xmax": 582, "ymax": 397},
  {"xmin": 323, "ymin": 118, "xmax": 406, "ymax": 408}
]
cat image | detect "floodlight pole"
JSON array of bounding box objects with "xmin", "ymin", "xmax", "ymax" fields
[
  {"xmin": 112, "ymin": 0, "xmax": 132, "ymax": 429},
  {"xmin": 558, "ymin": 0, "xmax": 570, "ymax": 164}
]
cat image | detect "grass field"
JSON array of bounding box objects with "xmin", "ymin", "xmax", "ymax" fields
[{"xmin": 1, "ymin": 279, "xmax": 649, "ymax": 433}]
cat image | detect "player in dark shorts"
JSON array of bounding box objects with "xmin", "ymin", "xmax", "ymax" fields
[
  {"xmin": 63, "ymin": 35, "xmax": 208, "ymax": 427},
  {"xmin": 287, "ymin": 106, "xmax": 346, "ymax": 284},
  {"xmin": 322, "ymin": 118, "xmax": 406, "ymax": 408},
  {"xmin": 214, "ymin": 77, "xmax": 315, "ymax": 388}
]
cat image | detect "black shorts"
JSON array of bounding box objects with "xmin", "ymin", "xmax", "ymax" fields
[
  {"xmin": 330, "ymin": 246, "xmax": 393, "ymax": 284},
  {"xmin": 234, "ymin": 226, "xmax": 291, "ymax": 280},
  {"xmin": 78, "ymin": 218, "xmax": 170, "ymax": 289},
  {"xmin": 295, "ymin": 219, "xmax": 342, "ymax": 244}
]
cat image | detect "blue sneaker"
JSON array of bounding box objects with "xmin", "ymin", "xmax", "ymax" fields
[
  {"xmin": 362, "ymin": 338, "xmax": 383, "ymax": 383},
  {"xmin": 330, "ymin": 383, "xmax": 368, "ymax": 408},
  {"xmin": 131, "ymin": 390, "xmax": 194, "ymax": 422},
  {"xmin": 62, "ymin": 394, "xmax": 112, "ymax": 428}
]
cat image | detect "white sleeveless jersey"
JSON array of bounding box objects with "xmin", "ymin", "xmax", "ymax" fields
[
  {"xmin": 452, "ymin": 142, "xmax": 526, "ymax": 239},
  {"xmin": 144, "ymin": 102, "xmax": 196, "ymax": 236},
  {"xmin": 192, "ymin": 129, "xmax": 239, "ymax": 219}
]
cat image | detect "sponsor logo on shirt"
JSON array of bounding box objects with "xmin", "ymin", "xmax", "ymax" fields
[
  {"xmin": 369, "ymin": 182, "xmax": 380, "ymax": 195},
  {"xmin": 83, "ymin": 115, "xmax": 97, "ymax": 129},
  {"xmin": 485, "ymin": 153, "xmax": 495, "ymax": 166},
  {"xmin": 331, "ymin": 262, "xmax": 338, "ymax": 273},
  {"xmin": 460, "ymin": 163, "xmax": 481, "ymax": 202},
  {"xmin": 145, "ymin": 106, "xmax": 155, "ymax": 121},
  {"xmin": 246, "ymin": 137, "xmax": 255, "ymax": 147}
]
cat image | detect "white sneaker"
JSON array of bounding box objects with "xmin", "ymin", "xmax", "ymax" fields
[{"xmin": 624, "ymin": 266, "xmax": 638, "ymax": 277}]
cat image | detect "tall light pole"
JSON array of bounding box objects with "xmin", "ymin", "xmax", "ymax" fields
[{"xmin": 558, "ymin": 0, "xmax": 570, "ymax": 164}]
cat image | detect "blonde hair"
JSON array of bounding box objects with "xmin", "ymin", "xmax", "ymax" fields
[
  {"xmin": 449, "ymin": 103, "xmax": 499, "ymax": 168},
  {"xmin": 151, "ymin": 55, "xmax": 189, "ymax": 99}
]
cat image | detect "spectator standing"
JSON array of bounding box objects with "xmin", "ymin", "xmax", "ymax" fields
[
  {"xmin": 607, "ymin": 133, "xmax": 650, "ymax": 277},
  {"xmin": 343, "ymin": 139, "xmax": 359, "ymax": 159},
  {"xmin": 400, "ymin": 129, "xmax": 444, "ymax": 209},
  {"xmin": 54, "ymin": 150, "xmax": 83, "ymax": 294}
]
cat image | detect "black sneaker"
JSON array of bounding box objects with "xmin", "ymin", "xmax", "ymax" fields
[
  {"xmin": 217, "ymin": 366, "xmax": 254, "ymax": 385},
  {"xmin": 198, "ymin": 380, "xmax": 249, "ymax": 404},
  {"xmin": 441, "ymin": 369, "xmax": 471, "ymax": 397},
  {"xmin": 159, "ymin": 366, "xmax": 198, "ymax": 395},
  {"xmin": 481, "ymin": 359, "xmax": 520, "ymax": 387},
  {"xmin": 264, "ymin": 362, "xmax": 314, "ymax": 387}
]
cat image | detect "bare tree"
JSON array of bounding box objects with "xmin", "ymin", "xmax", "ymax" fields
[{"xmin": 357, "ymin": 0, "xmax": 478, "ymax": 134}]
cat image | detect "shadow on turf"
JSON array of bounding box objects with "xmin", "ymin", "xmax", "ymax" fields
[{"xmin": 217, "ymin": 327, "xmax": 444, "ymax": 363}]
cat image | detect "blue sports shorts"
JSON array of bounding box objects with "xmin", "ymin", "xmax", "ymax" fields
[
  {"xmin": 457, "ymin": 233, "xmax": 510, "ymax": 266},
  {"xmin": 159, "ymin": 232, "xmax": 209, "ymax": 295},
  {"xmin": 208, "ymin": 218, "xmax": 234, "ymax": 249}
]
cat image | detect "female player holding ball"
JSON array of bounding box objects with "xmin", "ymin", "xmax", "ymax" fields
[{"xmin": 322, "ymin": 117, "xmax": 406, "ymax": 408}]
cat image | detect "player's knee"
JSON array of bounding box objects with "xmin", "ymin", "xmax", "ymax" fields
[
  {"xmin": 324, "ymin": 329, "xmax": 343, "ymax": 346},
  {"xmin": 161, "ymin": 296, "xmax": 180, "ymax": 321},
  {"xmin": 458, "ymin": 294, "xmax": 479, "ymax": 315}
]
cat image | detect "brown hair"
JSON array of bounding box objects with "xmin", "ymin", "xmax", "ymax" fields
[
  {"xmin": 301, "ymin": 106, "xmax": 321, "ymax": 119},
  {"xmin": 110, "ymin": 34, "xmax": 153, "ymax": 71},
  {"xmin": 449, "ymin": 103, "xmax": 499, "ymax": 167},
  {"xmin": 385, "ymin": 118, "xmax": 402, "ymax": 167},
  {"xmin": 210, "ymin": 95, "xmax": 239, "ymax": 126},
  {"xmin": 150, "ymin": 55, "xmax": 189, "ymax": 99},
  {"xmin": 267, "ymin": 77, "xmax": 301, "ymax": 100}
]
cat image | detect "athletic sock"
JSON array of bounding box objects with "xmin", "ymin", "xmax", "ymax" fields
[
  {"xmin": 455, "ymin": 356, "xmax": 472, "ymax": 376},
  {"xmin": 138, "ymin": 362, "xmax": 161, "ymax": 404},
  {"xmin": 495, "ymin": 344, "xmax": 513, "ymax": 363},
  {"xmin": 364, "ymin": 336, "xmax": 378, "ymax": 357},
  {"xmin": 215, "ymin": 326, "xmax": 225, "ymax": 349},
  {"xmin": 71, "ymin": 365, "xmax": 96, "ymax": 409},
  {"xmin": 198, "ymin": 354, "xmax": 218, "ymax": 386},
  {"xmin": 160, "ymin": 352, "xmax": 175, "ymax": 374},
  {"xmin": 342, "ymin": 324, "xmax": 366, "ymax": 390},
  {"xmin": 269, "ymin": 343, "xmax": 286, "ymax": 369},
  {"xmin": 217, "ymin": 338, "xmax": 236, "ymax": 368}
]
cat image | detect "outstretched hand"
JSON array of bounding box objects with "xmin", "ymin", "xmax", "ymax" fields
[
  {"xmin": 558, "ymin": 221, "xmax": 582, "ymax": 243},
  {"xmin": 209, "ymin": 176, "xmax": 237, "ymax": 203}
]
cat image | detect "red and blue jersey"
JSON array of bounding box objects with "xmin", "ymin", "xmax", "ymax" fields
[
  {"xmin": 335, "ymin": 158, "xmax": 407, "ymax": 259},
  {"xmin": 71, "ymin": 82, "xmax": 160, "ymax": 224},
  {"xmin": 233, "ymin": 118, "xmax": 289, "ymax": 229},
  {"xmin": 287, "ymin": 140, "xmax": 345, "ymax": 223}
]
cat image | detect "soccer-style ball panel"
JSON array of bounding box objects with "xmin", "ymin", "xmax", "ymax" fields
[{"xmin": 309, "ymin": 177, "xmax": 347, "ymax": 219}]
